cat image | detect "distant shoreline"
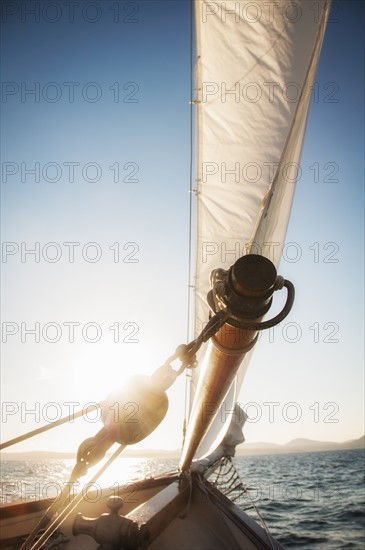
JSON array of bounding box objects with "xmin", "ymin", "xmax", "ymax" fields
[{"xmin": 1, "ymin": 436, "xmax": 363, "ymax": 461}]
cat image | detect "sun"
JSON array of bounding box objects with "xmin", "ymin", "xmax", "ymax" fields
[
  {"xmin": 69, "ymin": 341, "xmax": 167, "ymax": 409},
  {"xmin": 56, "ymin": 338, "xmax": 185, "ymax": 452}
]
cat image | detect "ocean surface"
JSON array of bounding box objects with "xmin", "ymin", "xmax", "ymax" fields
[{"xmin": 1, "ymin": 448, "xmax": 364, "ymax": 548}]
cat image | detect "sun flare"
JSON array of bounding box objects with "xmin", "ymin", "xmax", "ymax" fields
[{"xmin": 69, "ymin": 342, "xmax": 168, "ymax": 409}]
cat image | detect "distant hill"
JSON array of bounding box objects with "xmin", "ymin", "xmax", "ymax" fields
[
  {"xmin": 235, "ymin": 435, "xmax": 365, "ymax": 455},
  {"xmin": 1, "ymin": 436, "xmax": 363, "ymax": 461},
  {"xmin": 0, "ymin": 448, "xmax": 181, "ymax": 461}
]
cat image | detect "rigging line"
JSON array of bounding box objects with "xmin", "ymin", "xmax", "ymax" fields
[
  {"xmin": 242, "ymin": 482, "xmax": 276, "ymax": 550},
  {"xmin": 0, "ymin": 406, "xmax": 99, "ymax": 450},
  {"xmin": 182, "ymin": 0, "xmax": 195, "ymax": 444},
  {"xmin": 27, "ymin": 444, "xmax": 126, "ymax": 550},
  {"xmin": 19, "ymin": 463, "xmax": 82, "ymax": 550},
  {"xmin": 186, "ymin": 0, "xmax": 194, "ymax": 343},
  {"xmin": 212, "ymin": 458, "xmax": 275, "ymax": 550}
]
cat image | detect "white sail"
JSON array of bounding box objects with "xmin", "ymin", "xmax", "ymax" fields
[{"xmin": 190, "ymin": 0, "xmax": 332, "ymax": 459}]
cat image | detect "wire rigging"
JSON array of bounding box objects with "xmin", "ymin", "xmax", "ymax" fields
[
  {"xmin": 22, "ymin": 445, "xmax": 126, "ymax": 550},
  {"xmin": 0, "ymin": 407, "xmax": 93, "ymax": 450},
  {"xmin": 183, "ymin": 0, "xmax": 197, "ymax": 447}
]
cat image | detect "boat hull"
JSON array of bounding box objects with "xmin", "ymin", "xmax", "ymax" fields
[{"xmin": 0, "ymin": 471, "xmax": 282, "ymax": 549}]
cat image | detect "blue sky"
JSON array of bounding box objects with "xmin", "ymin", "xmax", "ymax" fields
[{"xmin": 1, "ymin": 1, "xmax": 364, "ymax": 453}]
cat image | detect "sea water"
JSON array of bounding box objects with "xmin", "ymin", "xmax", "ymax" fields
[
  {"xmin": 233, "ymin": 449, "xmax": 365, "ymax": 548},
  {"xmin": 1, "ymin": 449, "xmax": 364, "ymax": 548}
]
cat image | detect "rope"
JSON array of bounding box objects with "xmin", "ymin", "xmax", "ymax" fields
[
  {"xmin": 19, "ymin": 467, "xmax": 81, "ymax": 550},
  {"xmin": 21, "ymin": 445, "xmax": 126, "ymax": 550},
  {"xmin": 0, "ymin": 407, "xmax": 92, "ymax": 450},
  {"xmin": 20, "ymin": 428, "xmax": 115, "ymax": 549},
  {"xmin": 209, "ymin": 457, "xmax": 276, "ymax": 550},
  {"xmin": 3, "ymin": 307, "xmax": 230, "ymax": 545},
  {"xmin": 14, "ymin": 312, "xmax": 231, "ymax": 547},
  {"xmin": 2, "ymin": 310, "xmax": 228, "ymax": 453},
  {"xmin": 240, "ymin": 482, "xmax": 276, "ymax": 550}
]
